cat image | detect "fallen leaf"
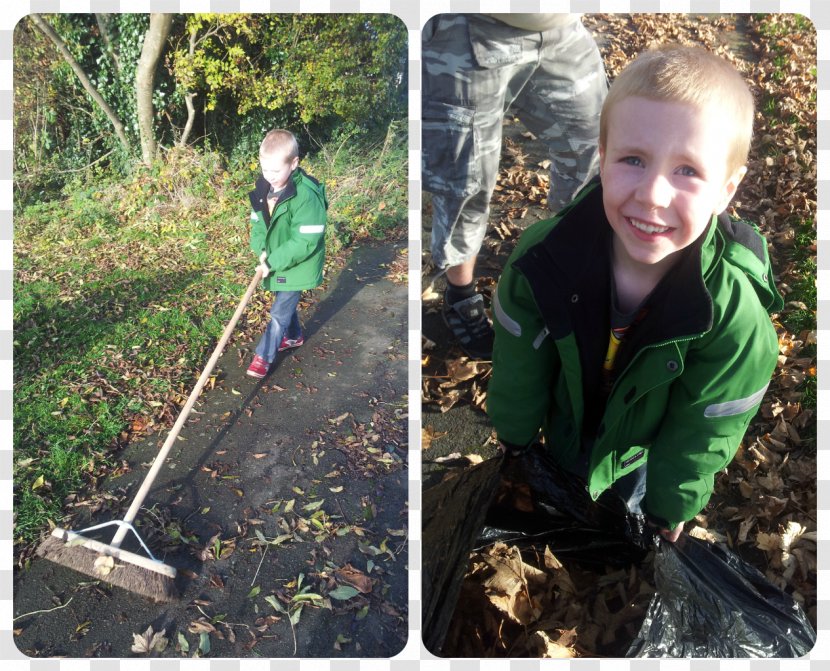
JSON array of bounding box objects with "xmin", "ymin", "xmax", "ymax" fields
[
  {"xmin": 329, "ymin": 412, "xmax": 350, "ymax": 425},
  {"xmin": 131, "ymin": 625, "xmax": 169, "ymax": 655},
  {"xmin": 188, "ymin": 619, "xmax": 216, "ymax": 634},
  {"xmin": 333, "ymin": 632, "xmax": 352, "ymax": 650},
  {"xmin": 328, "ymin": 585, "xmax": 360, "ymax": 600},
  {"xmin": 334, "ymin": 563, "xmax": 373, "ymax": 593},
  {"xmin": 422, "ymin": 425, "xmax": 447, "ymax": 451},
  {"xmin": 94, "ymin": 555, "xmax": 115, "ymax": 576}
]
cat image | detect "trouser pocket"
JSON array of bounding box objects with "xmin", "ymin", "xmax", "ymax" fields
[{"xmin": 422, "ymin": 100, "xmax": 480, "ymax": 198}]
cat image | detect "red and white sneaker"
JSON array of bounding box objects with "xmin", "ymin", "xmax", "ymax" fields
[
  {"xmin": 278, "ymin": 334, "xmax": 305, "ymax": 352},
  {"xmin": 246, "ymin": 354, "xmax": 270, "ymax": 379}
]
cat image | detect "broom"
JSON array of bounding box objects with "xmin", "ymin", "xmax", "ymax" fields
[{"xmin": 37, "ymin": 269, "xmax": 264, "ymax": 601}]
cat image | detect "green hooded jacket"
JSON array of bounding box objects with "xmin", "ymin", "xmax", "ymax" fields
[
  {"xmin": 249, "ymin": 168, "xmax": 328, "ymax": 291},
  {"xmin": 488, "ymin": 180, "xmax": 783, "ymax": 529}
]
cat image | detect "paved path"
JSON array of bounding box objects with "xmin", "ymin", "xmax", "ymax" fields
[{"xmin": 13, "ymin": 241, "xmax": 409, "ymax": 658}]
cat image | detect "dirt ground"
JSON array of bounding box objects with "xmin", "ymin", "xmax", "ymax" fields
[{"xmin": 13, "ymin": 241, "xmax": 409, "ymax": 658}]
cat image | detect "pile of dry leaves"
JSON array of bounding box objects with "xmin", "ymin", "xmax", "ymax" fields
[
  {"xmin": 444, "ymin": 543, "xmax": 656, "ymax": 657},
  {"xmin": 423, "ymin": 13, "xmax": 816, "ymax": 657}
]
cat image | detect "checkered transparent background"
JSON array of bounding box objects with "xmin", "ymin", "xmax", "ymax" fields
[{"xmin": 2, "ymin": 0, "xmax": 827, "ymax": 666}]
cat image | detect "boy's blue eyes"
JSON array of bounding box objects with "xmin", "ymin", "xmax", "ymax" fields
[{"xmin": 620, "ymin": 156, "xmax": 698, "ymax": 177}]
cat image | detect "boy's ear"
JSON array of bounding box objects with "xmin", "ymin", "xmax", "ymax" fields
[
  {"xmin": 290, "ymin": 155, "xmax": 300, "ymax": 171},
  {"xmin": 714, "ymin": 165, "xmax": 747, "ymax": 214}
]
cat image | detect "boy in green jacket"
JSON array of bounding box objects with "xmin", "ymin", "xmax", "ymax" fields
[
  {"xmin": 246, "ymin": 129, "xmax": 328, "ymax": 378},
  {"xmin": 488, "ymin": 45, "xmax": 783, "ymax": 542}
]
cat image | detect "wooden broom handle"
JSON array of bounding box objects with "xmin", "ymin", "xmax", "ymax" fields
[{"xmin": 110, "ymin": 269, "xmax": 263, "ymax": 548}]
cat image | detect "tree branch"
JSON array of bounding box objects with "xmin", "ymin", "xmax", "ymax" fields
[
  {"xmin": 29, "ymin": 13, "xmax": 130, "ymax": 152},
  {"xmin": 177, "ymin": 27, "xmax": 198, "ymax": 148}
]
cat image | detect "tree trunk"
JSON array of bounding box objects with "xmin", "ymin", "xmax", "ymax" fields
[
  {"xmin": 29, "ymin": 13, "xmax": 130, "ymax": 152},
  {"xmin": 136, "ymin": 13, "xmax": 173, "ymax": 164},
  {"xmin": 177, "ymin": 28, "xmax": 198, "ymax": 148}
]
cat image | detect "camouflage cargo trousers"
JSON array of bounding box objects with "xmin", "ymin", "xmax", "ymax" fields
[{"xmin": 422, "ymin": 14, "xmax": 608, "ymax": 269}]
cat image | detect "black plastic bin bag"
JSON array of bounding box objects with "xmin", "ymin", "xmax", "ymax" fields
[
  {"xmin": 422, "ymin": 455, "xmax": 504, "ymax": 653},
  {"xmin": 628, "ymin": 533, "xmax": 815, "ymax": 657},
  {"xmin": 422, "ymin": 449, "xmax": 816, "ymax": 657}
]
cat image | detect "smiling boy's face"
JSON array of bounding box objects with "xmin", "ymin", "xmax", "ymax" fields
[
  {"xmin": 260, "ymin": 150, "xmax": 299, "ymax": 191},
  {"xmin": 599, "ymin": 95, "xmax": 747, "ymax": 274}
]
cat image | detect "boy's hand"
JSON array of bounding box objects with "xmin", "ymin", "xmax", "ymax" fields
[
  {"xmin": 660, "ymin": 522, "xmax": 684, "ymax": 543},
  {"xmin": 257, "ymin": 251, "xmax": 270, "ymax": 278}
]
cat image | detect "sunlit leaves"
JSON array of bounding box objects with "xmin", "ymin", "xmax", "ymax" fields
[{"xmin": 172, "ymin": 14, "xmax": 406, "ymax": 125}]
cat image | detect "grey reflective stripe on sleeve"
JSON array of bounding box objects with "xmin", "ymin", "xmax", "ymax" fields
[
  {"xmin": 299, "ymin": 224, "xmax": 325, "ymax": 234},
  {"xmin": 703, "ymin": 383, "xmax": 769, "ymax": 418},
  {"xmin": 492, "ymin": 287, "xmax": 521, "ymax": 337},
  {"xmin": 250, "ymin": 210, "xmax": 258, "ymax": 221},
  {"xmin": 532, "ymin": 326, "xmax": 549, "ymax": 350}
]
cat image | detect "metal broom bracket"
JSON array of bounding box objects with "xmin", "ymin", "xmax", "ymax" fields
[{"xmin": 69, "ymin": 520, "xmax": 163, "ymax": 563}]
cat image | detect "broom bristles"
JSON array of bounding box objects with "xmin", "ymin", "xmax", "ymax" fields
[{"xmin": 37, "ymin": 529, "xmax": 178, "ymax": 603}]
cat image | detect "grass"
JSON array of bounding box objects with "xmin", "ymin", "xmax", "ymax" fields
[
  {"xmin": 779, "ymin": 217, "xmax": 817, "ymax": 446},
  {"xmin": 782, "ymin": 223, "xmax": 817, "ymax": 334},
  {"xmin": 13, "ymin": 122, "xmax": 407, "ymax": 548}
]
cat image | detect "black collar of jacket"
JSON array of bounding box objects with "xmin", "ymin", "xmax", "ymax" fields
[
  {"xmin": 248, "ymin": 172, "xmax": 299, "ymax": 222},
  {"xmin": 514, "ymin": 178, "xmax": 714, "ymax": 358}
]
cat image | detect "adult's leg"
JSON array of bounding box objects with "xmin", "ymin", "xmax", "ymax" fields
[
  {"xmin": 445, "ymin": 257, "xmax": 476, "ymax": 288},
  {"xmin": 423, "ymin": 15, "xmax": 539, "ymax": 357},
  {"xmin": 422, "ymin": 14, "xmax": 539, "ymax": 271},
  {"xmin": 514, "ymin": 19, "xmax": 607, "ymax": 213}
]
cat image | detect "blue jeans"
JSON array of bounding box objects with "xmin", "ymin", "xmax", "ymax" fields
[
  {"xmin": 571, "ymin": 448, "xmax": 647, "ymax": 516},
  {"xmin": 610, "ymin": 464, "xmax": 647, "ymax": 516},
  {"xmin": 255, "ymin": 291, "xmax": 302, "ymax": 364}
]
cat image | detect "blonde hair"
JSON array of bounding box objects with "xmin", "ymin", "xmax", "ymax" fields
[
  {"xmin": 600, "ymin": 44, "xmax": 754, "ymax": 175},
  {"xmin": 260, "ymin": 129, "xmax": 300, "ymax": 160}
]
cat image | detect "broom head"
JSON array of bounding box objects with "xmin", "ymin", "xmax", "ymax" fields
[{"xmin": 37, "ymin": 527, "xmax": 178, "ymax": 602}]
